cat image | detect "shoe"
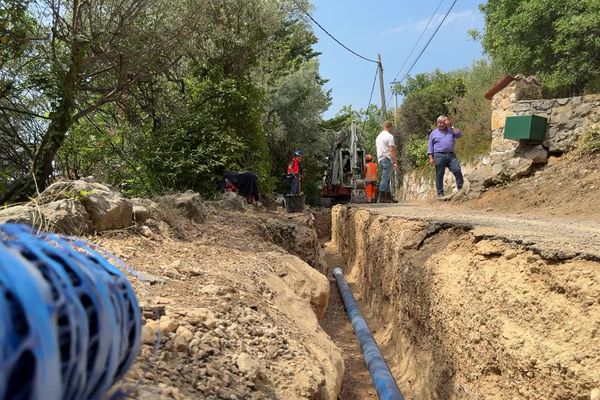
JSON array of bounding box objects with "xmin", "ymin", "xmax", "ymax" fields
[
  {"xmin": 378, "ymin": 193, "xmax": 390, "ymax": 203},
  {"xmin": 388, "ymin": 192, "xmax": 399, "ymax": 203}
]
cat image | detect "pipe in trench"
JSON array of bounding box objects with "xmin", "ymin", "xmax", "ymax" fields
[{"xmin": 332, "ymin": 266, "xmax": 405, "ymax": 400}]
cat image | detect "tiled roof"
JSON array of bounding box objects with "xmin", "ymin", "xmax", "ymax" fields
[{"xmin": 484, "ymin": 74, "xmax": 541, "ymax": 100}]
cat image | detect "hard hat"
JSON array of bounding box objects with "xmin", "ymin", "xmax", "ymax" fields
[
  {"xmin": 294, "ymin": 150, "xmax": 303, "ymax": 156},
  {"xmin": 365, "ymin": 154, "xmax": 372, "ymax": 161}
]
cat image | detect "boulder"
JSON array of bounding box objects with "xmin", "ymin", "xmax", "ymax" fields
[
  {"xmin": 155, "ymin": 191, "xmax": 206, "ymax": 223},
  {"xmin": 130, "ymin": 198, "xmax": 158, "ymax": 224},
  {"xmin": 514, "ymin": 144, "xmax": 549, "ymax": 164},
  {"xmin": 40, "ymin": 200, "xmax": 93, "ymax": 235},
  {"xmin": 0, "ymin": 205, "xmax": 38, "ymax": 226},
  {"xmin": 215, "ymin": 192, "xmax": 247, "ymax": 211},
  {"xmin": 503, "ymin": 157, "xmax": 534, "ymax": 180},
  {"xmin": 0, "ymin": 200, "xmax": 93, "ymax": 235},
  {"xmin": 41, "ymin": 180, "xmax": 132, "ymax": 231}
]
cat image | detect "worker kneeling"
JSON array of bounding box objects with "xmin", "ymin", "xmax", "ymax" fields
[
  {"xmin": 364, "ymin": 154, "xmax": 378, "ymax": 203},
  {"xmin": 219, "ymin": 171, "xmax": 260, "ymax": 204}
]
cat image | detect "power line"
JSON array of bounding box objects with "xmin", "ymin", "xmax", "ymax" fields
[
  {"xmin": 292, "ymin": 1, "xmax": 378, "ymax": 64},
  {"xmin": 366, "ymin": 66, "xmax": 379, "ymax": 112},
  {"xmin": 394, "ymin": 0, "xmax": 460, "ymax": 87},
  {"xmin": 387, "ymin": 0, "xmax": 445, "ymax": 105}
]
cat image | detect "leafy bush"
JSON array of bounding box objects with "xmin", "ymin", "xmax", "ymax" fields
[
  {"xmin": 404, "ymin": 136, "xmax": 429, "ymax": 168},
  {"xmin": 579, "ymin": 123, "xmax": 600, "ymax": 154}
]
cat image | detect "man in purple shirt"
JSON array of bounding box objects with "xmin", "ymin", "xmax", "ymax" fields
[{"xmin": 427, "ymin": 115, "xmax": 464, "ymax": 198}]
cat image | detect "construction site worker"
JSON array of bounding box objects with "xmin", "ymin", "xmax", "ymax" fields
[
  {"xmin": 375, "ymin": 121, "xmax": 398, "ymax": 203},
  {"xmin": 287, "ymin": 150, "xmax": 304, "ymax": 195},
  {"xmin": 364, "ymin": 154, "xmax": 378, "ymax": 203},
  {"xmin": 219, "ymin": 171, "xmax": 260, "ymax": 204}
]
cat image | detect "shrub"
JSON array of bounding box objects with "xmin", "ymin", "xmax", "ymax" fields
[{"xmin": 405, "ymin": 135, "xmax": 429, "ymax": 168}]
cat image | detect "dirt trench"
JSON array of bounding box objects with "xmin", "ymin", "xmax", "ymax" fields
[{"xmin": 329, "ymin": 205, "xmax": 600, "ymax": 400}]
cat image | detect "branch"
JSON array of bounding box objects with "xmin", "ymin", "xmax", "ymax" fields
[{"xmin": 0, "ymin": 105, "xmax": 51, "ymax": 119}]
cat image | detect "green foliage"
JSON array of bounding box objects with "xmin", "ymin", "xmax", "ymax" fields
[
  {"xmin": 1, "ymin": 0, "xmax": 333, "ymax": 204},
  {"xmin": 450, "ymin": 59, "xmax": 504, "ymax": 161},
  {"xmin": 394, "ymin": 60, "xmax": 504, "ymax": 171},
  {"xmin": 264, "ymin": 59, "xmax": 331, "ymax": 204},
  {"xmin": 405, "ymin": 136, "xmax": 429, "ymax": 168},
  {"xmin": 579, "ymin": 123, "xmax": 600, "ymax": 155},
  {"xmin": 395, "ymin": 70, "xmax": 466, "ymax": 140},
  {"xmin": 478, "ymin": 0, "xmax": 600, "ymax": 96}
]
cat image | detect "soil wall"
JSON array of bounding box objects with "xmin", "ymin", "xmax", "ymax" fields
[{"xmin": 332, "ymin": 206, "xmax": 600, "ymax": 400}]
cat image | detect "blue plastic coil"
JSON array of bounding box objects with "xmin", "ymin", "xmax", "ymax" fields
[{"xmin": 0, "ymin": 223, "xmax": 142, "ymax": 400}]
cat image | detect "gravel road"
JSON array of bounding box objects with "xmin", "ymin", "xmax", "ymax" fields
[{"xmin": 359, "ymin": 203, "xmax": 600, "ymax": 260}]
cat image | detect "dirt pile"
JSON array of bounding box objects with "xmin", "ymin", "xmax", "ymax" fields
[
  {"xmin": 466, "ymin": 154, "xmax": 600, "ymax": 220},
  {"xmin": 96, "ymin": 206, "xmax": 343, "ymax": 399}
]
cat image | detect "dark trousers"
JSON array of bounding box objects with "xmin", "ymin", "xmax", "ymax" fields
[
  {"xmin": 434, "ymin": 152, "xmax": 463, "ymax": 196},
  {"xmin": 290, "ymin": 176, "xmax": 300, "ymax": 195}
]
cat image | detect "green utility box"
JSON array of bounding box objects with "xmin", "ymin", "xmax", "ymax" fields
[{"xmin": 504, "ymin": 115, "xmax": 547, "ymax": 141}]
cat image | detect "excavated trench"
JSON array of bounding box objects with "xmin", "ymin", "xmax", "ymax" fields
[{"xmin": 319, "ymin": 205, "xmax": 600, "ymax": 400}]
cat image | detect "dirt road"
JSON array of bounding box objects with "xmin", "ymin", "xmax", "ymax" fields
[{"xmin": 360, "ymin": 202, "xmax": 600, "ymax": 260}]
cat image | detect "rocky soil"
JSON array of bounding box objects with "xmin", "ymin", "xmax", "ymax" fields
[{"xmin": 96, "ymin": 207, "xmax": 344, "ymax": 400}]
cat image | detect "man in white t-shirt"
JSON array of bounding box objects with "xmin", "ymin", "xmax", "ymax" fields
[{"xmin": 375, "ymin": 120, "xmax": 398, "ymax": 203}]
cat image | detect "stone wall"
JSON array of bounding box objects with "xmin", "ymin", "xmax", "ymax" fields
[{"xmin": 511, "ymin": 95, "xmax": 600, "ymax": 154}]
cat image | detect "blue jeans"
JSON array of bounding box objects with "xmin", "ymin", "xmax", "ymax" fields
[
  {"xmin": 378, "ymin": 158, "xmax": 392, "ymax": 193},
  {"xmin": 434, "ymin": 152, "xmax": 463, "ymax": 196}
]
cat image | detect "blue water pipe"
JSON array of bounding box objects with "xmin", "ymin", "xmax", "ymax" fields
[{"xmin": 331, "ymin": 266, "xmax": 405, "ymax": 400}]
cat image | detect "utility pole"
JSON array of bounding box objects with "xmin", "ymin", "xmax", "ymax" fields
[
  {"xmin": 394, "ymin": 90, "xmax": 398, "ymax": 126},
  {"xmin": 377, "ymin": 54, "xmax": 386, "ymax": 123}
]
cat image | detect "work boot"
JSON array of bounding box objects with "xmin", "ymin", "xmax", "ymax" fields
[
  {"xmin": 388, "ymin": 192, "xmax": 399, "ymax": 203},
  {"xmin": 377, "ymin": 192, "xmax": 389, "ymax": 203}
]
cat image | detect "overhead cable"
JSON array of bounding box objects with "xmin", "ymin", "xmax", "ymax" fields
[
  {"xmin": 394, "ymin": 0, "xmax": 460, "ymax": 87},
  {"xmin": 388, "ymin": 0, "xmax": 445, "ymax": 105},
  {"xmin": 292, "ymin": 1, "xmax": 378, "ymax": 64},
  {"xmin": 366, "ymin": 66, "xmax": 379, "ymax": 112}
]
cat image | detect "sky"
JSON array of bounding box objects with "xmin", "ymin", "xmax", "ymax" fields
[{"xmin": 310, "ymin": 0, "xmax": 487, "ymax": 119}]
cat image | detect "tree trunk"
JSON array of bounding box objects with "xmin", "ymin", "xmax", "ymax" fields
[{"xmin": 0, "ymin": 33, "xmax": 83, "ymax": 204}]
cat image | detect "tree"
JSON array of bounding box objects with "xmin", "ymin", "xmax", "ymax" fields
[
  {"xmin": 394, "ymin": 70, "xmax": 465, "ymax": 139},
  {"xmin": 476, "ymin": 0, "xmax": 600, "ymax": 96},
  {"xmin": 1, "ymin": 0, "xmax": 199, "ymax": 203}
]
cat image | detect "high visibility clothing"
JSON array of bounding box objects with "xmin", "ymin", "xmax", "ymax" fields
[
  {"xmin": 288, "ymin": 157, "xmax": 300, "ymax": 174},
  {"xmin": 365, "ymin": 161, "xmax": 378, "ymax": 182},
  {"xmin": 366, "ymin": 182, "xmax": 377, "ymax": 202}
]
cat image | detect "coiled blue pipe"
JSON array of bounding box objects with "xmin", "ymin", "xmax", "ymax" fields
[
  {"xmin": 332, "ymin": 267, "xmax": 405, "ymax": 400},
  {"xmin": 0, "ymin": 223, "xmax": 141, "ymax": 400}
]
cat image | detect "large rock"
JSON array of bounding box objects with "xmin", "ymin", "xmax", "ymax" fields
[
  {"xmin": 156, "ymin": 191, "xmax": 206, "ymax": 223},
  {"xmin": 0, "ymin": 205, "xmax": 37, "ymax": 226},
  {"xmin": 514, "ymin": 143, "xmax": 549, "ymax": 164},
  {"xmin": 41, "ymin": 180, "xmax": 132, "ymax": 231},
  {"xmin": 130, "ymin": 198, "xmax": 158, "ymax": 224},
  {"xmin": 503, "ymin": 157, "xmax": 534, "ymax": 180},
  {"xmin": 0, "ymin": 200, "xmax": 93, "ymax": 235},
  {"xmin": 40, "ymin": 200, "xmax": 93, "ymax": 234},
  {"xmin": 214, "ymin": 192, "xmax": 247, "ymax": 212},
  {"xmin": 261, "ymin": 252, "xmax": 330, "ymax": 320}
]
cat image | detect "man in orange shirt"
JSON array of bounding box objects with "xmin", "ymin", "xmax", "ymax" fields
[{"xmin": 364, "ymin": 154, "xmax": 378, "ymax": 203}]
